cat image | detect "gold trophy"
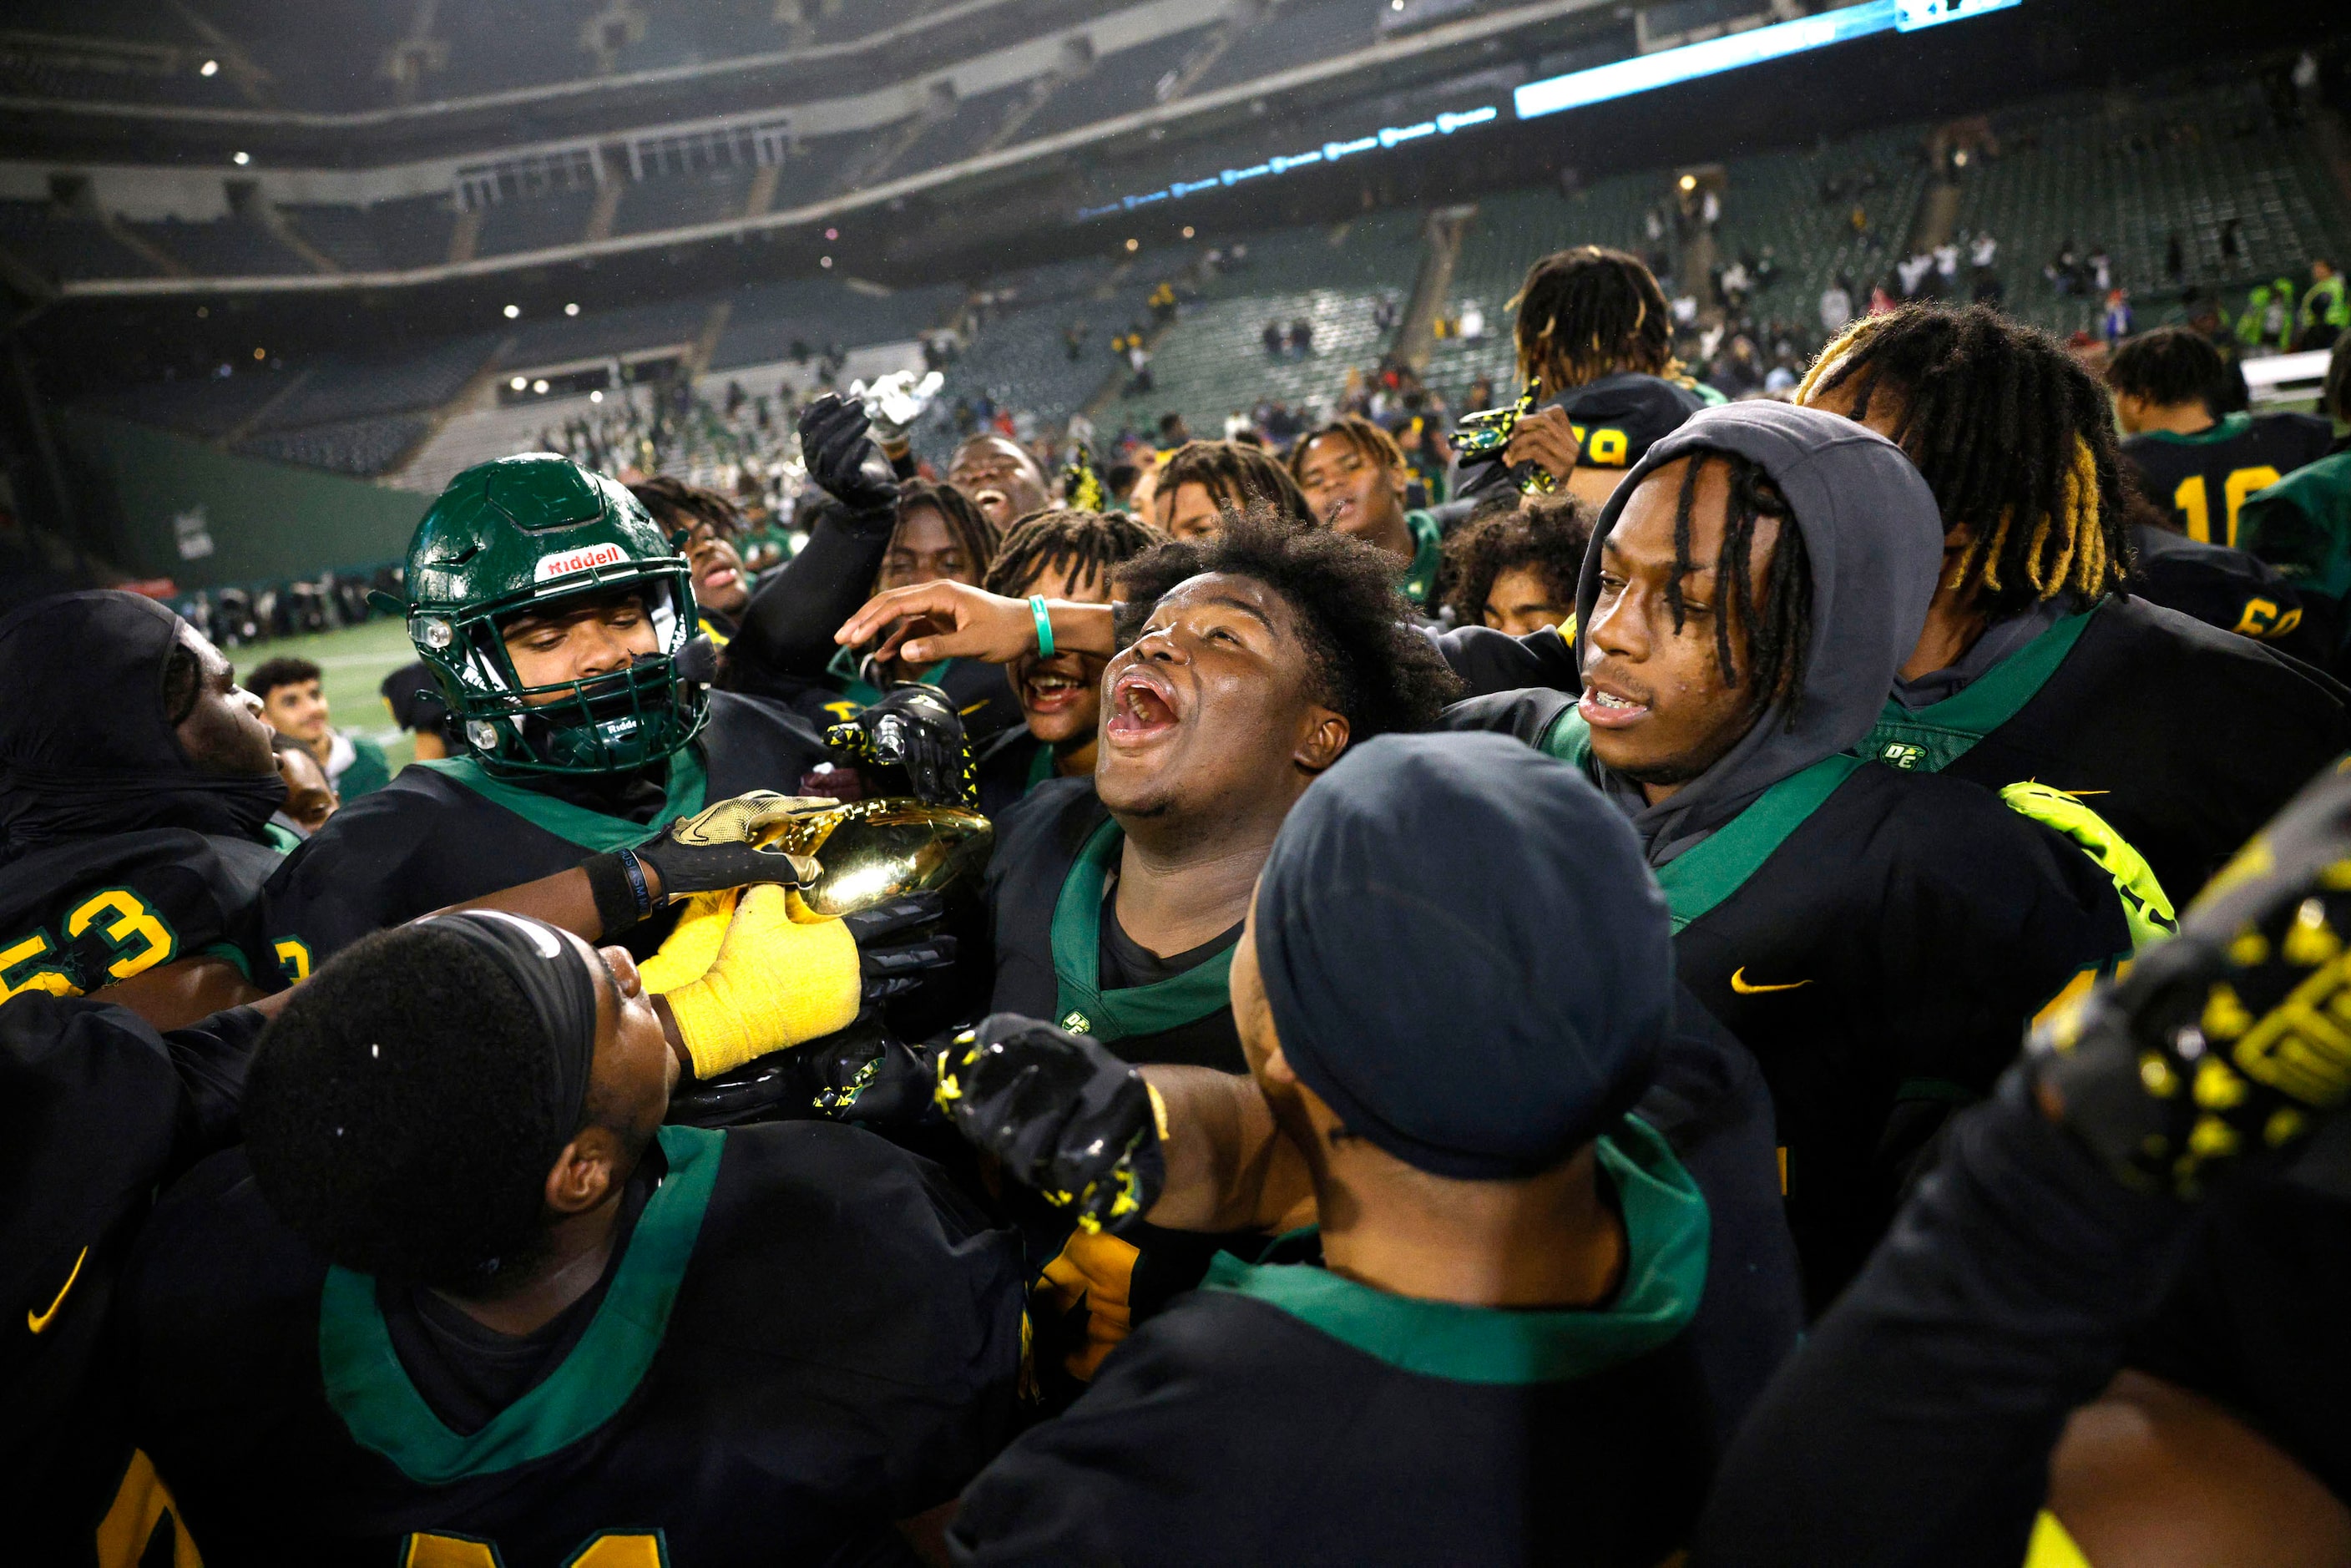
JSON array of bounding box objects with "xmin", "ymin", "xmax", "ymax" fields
[
  {"xmin": 754, "ymin": 797, "xmax": 994, "ymax": 920},
  {"xmin": 1451, "ymin": 379, "xmax": 1558, "ymax": 495}
]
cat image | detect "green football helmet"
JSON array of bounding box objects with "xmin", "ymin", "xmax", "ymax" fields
[{"xmin": 402, "ymin": 453, "xmax": 710, "ymax": 775}]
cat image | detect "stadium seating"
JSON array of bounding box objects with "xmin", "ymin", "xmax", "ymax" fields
[
  {"xmin": 1955, "ymin": 82, "xmax": 2351, "ymax": 336},
  {"xmin": 95, "ymin": 368, "xmax": 296, "ymax": 441},
  {"xmin": 473, "ymin": 189, "xmax": 599, "ymax": 260},
  {"xmin": 122, "ymin": 215, "xmax": 316, "ymax": 277},
  {"xmin": 278, "ymin": 204, "xmax": 388, "ymax": 272},
  {"xmin": 1110, "ymin": 211, "xmax": 1426, "ymax": 437},
  {"xmin": 507, "ymin": 298, "xmax": 712, "ymax": 369},
  {"xmin": 1189, "ymin": 0, "xmax": 1384, "ymax": 96},
  {"xmin": 1016, "ymin": 28, "xmax": 1218, "ymax": 145},
  {"xmin": 0, "ymin": 200, "xmax": 164, "ymax": 284},
  {"xmin": 251, "ymin": 337, "xmax": 503, "ymax": 431},
  {"xmin": 363, "ymin": 196, "xmax": 461, "ymax": 271},
  {"xmin": 895, "ymin": 84, "xmax": 1032, "ymax": 180},
  {"xmin": 612, "ymin": 168, "xmax": 757, "ymax": 237},
  {"xmin": 1703, "ymin": 123, "xmax": 1935, "ymax": 334},
  {"xmin": 234, "ymin": 412, "xmax": 437, "ymax": 477},
  {"xmin": 710, "ymin": 278, "xmax": 964, "ymax": 372}
]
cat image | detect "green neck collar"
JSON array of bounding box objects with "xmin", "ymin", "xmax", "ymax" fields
[
  {"xmin": 1049, "ymin": 817, "xmax": 1236, "ymax": 1041},
  {"xmin": 1538, "ymin": 710, "xmax": 1860, "ymax": 932},
  {"xmin": 1204, "ymin": 1116, "xmax": 1706, "ymax": 1384},
  {"xmin": 319, "ymin": 1125, "xmax": 725, "ymax": 1485},
  {"xmin": 417, "ymin": 749, "xmax": 706, "ymax": 852},
  {"xmin": 2136, "ymin": 412, "xmax": 2252, "ymax": 447},
  {"xmin": 1025, "ymin": 737, "xmax": 1060, "ymax": 792},
  {"xmin": 1853, "ymin": 602, "xmax": 2101, "ymax": 775},
  {"xmin": 1403, "ymin": 509, "xmax": 1443, "ymax": 607}
]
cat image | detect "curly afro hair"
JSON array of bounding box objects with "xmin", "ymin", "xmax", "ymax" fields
[
  {"xmin": 1440, "ymin": 493, "xmax": 1592, "ymax": 628},
  {"xmin": 1113, "ymin": 508, "xmax": 1461, "ymax": 744}
]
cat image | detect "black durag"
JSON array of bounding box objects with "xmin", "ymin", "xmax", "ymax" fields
[
  {"xmin": 0, "ymin": 591, "xmax": 285, "ymax": 852},
  {"xmin": 420, "ymin": 910, "xmax": 601, "ymax": 1175}
]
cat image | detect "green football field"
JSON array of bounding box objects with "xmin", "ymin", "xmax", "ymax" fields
[{"xmin": 235, "ymin": 616, "xmax": 422, "ymax": 774}]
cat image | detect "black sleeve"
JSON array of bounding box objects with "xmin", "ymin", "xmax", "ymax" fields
[
  {"xmin": 720, "ymin": 496, "xmax": 897, "ymax": 688},
  {"xmin": 162, "ymin": 1005, "xmax": 267, "ymax": 1160},
  {"xmin": 1425, "ymin": 623, "xmax": 1580, "ymax": 699},
  {"xmin": 1437, "ymin": 686, "xmax": 1575, "ymax": 747},
  {"xmin": 1688, "ymin": 1075, "xmax": 2194, "ymax": 1568}
]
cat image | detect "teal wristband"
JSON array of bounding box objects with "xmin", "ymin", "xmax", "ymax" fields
[{"xmin": 1029, "ymin": 595, "xmax": 1056, "ymax": 660}]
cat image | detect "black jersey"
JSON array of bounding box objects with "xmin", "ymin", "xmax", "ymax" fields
[
  {"xmin": 973, "ymin": 726, "xmax": 1059, "ymax": 821},
  {"xmin": 124, "ymin": 1121, "xmax": 1025, "ymax": 1568},
  {"xmin": 1505, "ymin": 701, "xmax": 2131, "ymax": 1307},
  {"xmin": 983, "ymin": 777, "xmax": 1242, "ymax": 1074},
  {"xmin": 1456, "ymin": 372, "xmax": 1715, "ymax": 507},
  {"xmin": 1854, "ymin": 594, "xmax": 2351, "ymax": 905},
  {"xmin": 2, "ymin": 995, "xmax": 262, "ymax": 1567},
  {"xmin": 0, "ymin": 828, "xmax": 282, "ymax": 999},
  {"xmin": 2129, "ymin": 524, "xmax": 2322, "ymax": 661},
  {"xmin": 949, "ymin": 1117, "xmax": 1717, "ymax": 1568},
  {"xmin": 256, "ymin": 690, "xmax": 829, "ymax": 977},
  {"xmin": 1429, "ymin": 617, "xmax": 1583, "ymax": 700},
  {"xmin": 2121, "ymin": 412, "xmax": 2335, "ymax": 548},
  {"xmin": 2127, "ymin": 1172, "xmax": 2351, "ymax": 1509}
]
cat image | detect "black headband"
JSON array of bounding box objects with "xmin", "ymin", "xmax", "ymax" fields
[{"xmin": 420, "ymin": 911, "xmax": 600, "ymax": 1166}]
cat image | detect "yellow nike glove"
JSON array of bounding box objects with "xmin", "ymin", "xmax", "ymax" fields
[
  {"xmin": 2002, "ymin": 781, "xmax": 2177, "ymax": 955},
  {"xmin": 635, "ymin": 889, "xmax": 737, "ymax": 994},
  {"xmin": 660, "ymin": 883, "xmax": 861, "ymax": 1079}
]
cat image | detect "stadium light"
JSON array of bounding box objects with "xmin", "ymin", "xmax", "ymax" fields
[
  {"xmin": 533, "ymin": 379, "xmax": 550, "ymax": 394},
  {"xmin": 199, "ymin": 59, "xmax": 219, "ymax": 77},
  {"xmin": 230, "ymin": 150, "xmax": 250, "ymax": 165},
  {"xmin": 1514, "ymin": 0, "xmax": 2021, "ymax": 121},
  {"xmin": 821, "ymin": 255, "xmax": 833, "ymax": 268},
  {"xmin": 564, "ymin": 301, "xmax": 580, "ymax": 316},
  {"xmin": 503, "ymin": 303, "xmax": 521, "ymax": 319},
  {"xmin": 1182, "ymin": 225, "xmax": 1196, "ymax": 238},
  {"xmin": 590, "ymin": 389, "xmax": 604, "ymax": 403},
  {"xmin": 252, "ymin": 346, "xmax": 265, "ymax": 360},
  {"xmin": 509, "ymin": 377, "xmax": 528, "ymax": 391},
  {"xmin": 1125, "ymin": 237, "xmax": 1140, "ymax": 252},
  {"xmin": 825, "ymin": 227, "xmax": 839, "ymax": 240},
  {"xmin": 1679, "ymin": 174, "xmax": 1696, "ymax": 191}
]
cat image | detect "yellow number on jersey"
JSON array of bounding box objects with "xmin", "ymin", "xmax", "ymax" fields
[
  {"xmin": 273, "ymin": 938, "xmax": 313, "ymax": 983},
  {"xmin": 2174, "ymin": 468, "xmax": 2286, "ymax": 547},
  {"xmin": 65, "ymin": 888, "xmax": 178, "ymax": 981},
  {"xmin": 1566, "ymin": 423, "xmax": 1632, "ymax": 467},
  {"xmin": 0, "ymin": 930, "xmax": 77, "ymax": 1001},
  {"xmin": 402, "ymin": 1531, "xmax": 668, "ymax": 1567}
]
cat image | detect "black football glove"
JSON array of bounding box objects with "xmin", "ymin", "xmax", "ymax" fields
[
  {"xmin": 2030, "ymin": 765, "xmax": 2351, "ymax": 1198},
  {"xmin": 826, "ymin": 684, "xmax": 975, "ymax": 807},
  {"xmin": 934, "ymin": 1013, "xmax": 1165, "ymax": 1233},
  {"xmin": 798, "ymin": 392, "xmax": 900, "ymax": 520},
  {"xmin": 807, "ymin": 1016, "xmax": 943, "ymax": 1126},
  {"xmin": 630, "ymin": 790, "xmax": 823, "ymax": 901},
  {"xmin": 845, "ymin": 891, "xmax": 959, "ymax": 1001}
]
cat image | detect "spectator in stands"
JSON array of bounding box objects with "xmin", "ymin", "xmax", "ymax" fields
[
  {"xmin": 1262, "ymin": 320, "xmax": 1285, "ymax": 358},
  {"xmin": 248, "ymin": 657, "xmax": 389, "ymax": 802},
  {"xmin": 1818, "ymin": 277, "xmax": 1853, "ymax": 336},
  {"xmin": 2101, "ymin": 289, "xmax": 2136, "ymax": 344},
  {"xmin": 378, "ymin": 660, "xmax": 454, "ymax": 763},
  {"xmin": 1153, "ymin": 440, "xmax": 1313, "ymax": 541},
  {"xmin": 1288, "ymin": 415, "xmax": 1443, "ymax": 609},
  {"xmin": 2300, "ymin": 258, "xmax": 2347, "ymax": 352},
  {"xmin": 2186, "ymin": 290, "xmax": 2252, "ymax": 413},
  {"xmin": 948, "ymin": 432, "xmax": 1051, "ymax": 533},
  {"xmin": 630, "ymin": 476, "xmax": 755, "ymax": 641},
  {"xmin": 1157, "ymin": 412, "xmax": 1191, "ymax": 448},
  {"xmin": 1288, "ymin": 317, "xmax": 1314, "ymax": 357},
  {"xmin": 1439, "ymin": 492, "xmax": 1588, "ymax": 636},
  {"xmin": 268, "ymin": 731, "xmax": 337, "ymax": 846}
]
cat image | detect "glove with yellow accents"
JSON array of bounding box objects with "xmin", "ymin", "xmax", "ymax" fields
[
  {"xmin": 827, "ymin": 685, "xmax": 974, "ymax": 807},
  {"xmin": 2029, "ymin": 766, "xmax": 2351, "ymax": 1197},
  {"xmin": 933, "ymin": 1014, "xmax": 1166, "ymax": 1233}
]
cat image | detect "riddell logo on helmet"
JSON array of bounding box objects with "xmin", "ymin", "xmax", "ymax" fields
[{"xmin": 534, "ymin": 543, "xmax": 627, "ymax": 582}]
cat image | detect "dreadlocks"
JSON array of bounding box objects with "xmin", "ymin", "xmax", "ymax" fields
[
  {"xmin": 1797, "ymin": 304, "xmax": 2129, "ymax": 617},
  {"xmin": 1512, "ymin": 245, "xmax": 1681, "ymax": 392},
  {"xmin": 891, "ymin": 478, "xmax": 1002, "ymax": 586},
  {"xmin": 1155, "ymin": 439, "xmax": 1314, "ymax": 527},
  {"xmin": 983, "ymin": 508, "xmax": 1168, "ymax": 598},
  {"xmin": 629, "ymin": 475, "xmax": 742, "ymax": 539},
  {"xmin": 1662, "ymin": 450, "xmax": 1813, "ymax": 724}
]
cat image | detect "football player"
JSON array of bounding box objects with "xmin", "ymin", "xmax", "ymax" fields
[
  {"xmin": 1455, "ymin": 245, "xmax": 1722, "ymax": 515},
  {"xmin": 120, "ymin": 911, "xmax": 1024, "ymax": 1565},
  {"xmin": 1801, "ymin": 303, "xmax": 2351, "ymax": 904},
  {"xmin": 1287, "ymin": 415, "xmax": 1445, "ymax": 608},
  {"xmin": 1449, "ymin": 402, "xmax": 2135, "ymax": 1307},
  {"xmin": 2107, "ymin": 326, "xmax": 2333, "ymax": 549}
]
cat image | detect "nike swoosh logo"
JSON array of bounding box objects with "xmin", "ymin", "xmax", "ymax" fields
[
  {"xmin": 1731, "ymin": 968, "xmax": 1812, "ymax": 995},
  {"xmin": 27, "ymin": 1246, "xmax": 87, "ymax": 1334}
]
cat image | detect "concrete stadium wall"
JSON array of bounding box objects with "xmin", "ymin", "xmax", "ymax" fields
[{"xmin": 58, "ymin": 412, "xmax": 428, "ymax": 589}]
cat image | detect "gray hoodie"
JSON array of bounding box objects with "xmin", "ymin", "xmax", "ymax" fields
[{"xmin": 1573, "ymin": 401, "xmax": 1945, "ymax": 865}]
